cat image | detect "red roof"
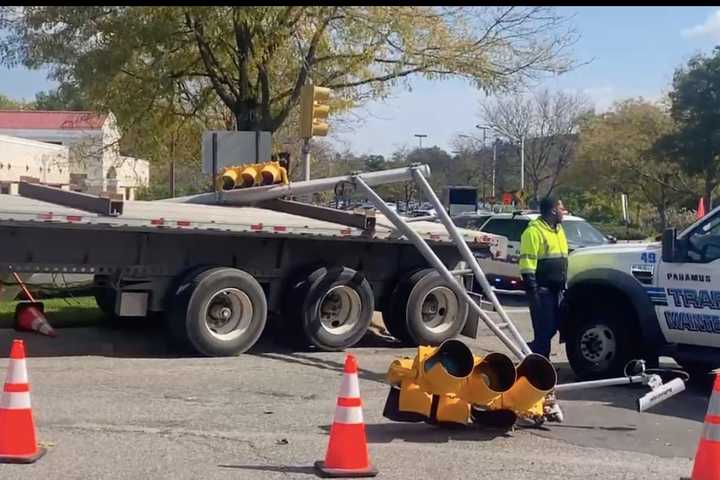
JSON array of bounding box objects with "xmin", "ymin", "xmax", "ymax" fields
[{"xmin": 0, "ymin": 110, "xmax": 108, "ymax": 130}]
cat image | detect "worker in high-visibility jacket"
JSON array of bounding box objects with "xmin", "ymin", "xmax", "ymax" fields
[{"xmin": 519, "ymin": 196, "xmax": 569, "ymax": 359}]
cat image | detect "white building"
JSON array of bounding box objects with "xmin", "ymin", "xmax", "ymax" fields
[
  {"xmin": 0, "ymin": 110, "xmax": 149, "ymax": 200},
  {"xmin": 0, "ymin": 134, "xmax": 71, "ymax": 194}
]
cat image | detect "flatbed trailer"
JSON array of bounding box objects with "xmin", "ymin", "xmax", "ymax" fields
[{"xmin": 0, "ymin": 165, "xmax": 506, "ymax": 356}]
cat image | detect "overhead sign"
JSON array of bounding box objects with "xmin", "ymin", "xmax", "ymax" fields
[{"xmin": 201, "ymin": 131, "xmax": 272, "ymax": 175}]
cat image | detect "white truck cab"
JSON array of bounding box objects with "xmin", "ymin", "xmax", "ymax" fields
[{"xmin": 561, "ymin": 209, "xmax": 720, "ymax": 380}]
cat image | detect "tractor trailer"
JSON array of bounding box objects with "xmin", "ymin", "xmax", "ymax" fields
[{"xmin": 0, "ymin": 165, "xmax": 507, "ymax": 357}]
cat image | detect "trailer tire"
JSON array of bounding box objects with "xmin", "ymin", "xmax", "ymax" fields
[
  {"xmin": 168, "ymin": 267, "xmax": 267, "ymax": 356},
  {"xmin": 385, "ymin": 269, "xmax": 468, "ymax": 346},
  {"xmin": 289, "ymin": 266, "xmax": 373, "ymax": 351},
  {"xmin": 93, "ymin": 287, "xmax": 117, "ymax": 319}
]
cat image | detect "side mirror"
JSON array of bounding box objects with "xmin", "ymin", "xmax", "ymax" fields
[
  {"xmin": 607, "ymin": 235, "xmax": 617, "ymax": 244},
  {"xmin": 661, "ymin": 228, "xmax": 677, "ymax": 263}
]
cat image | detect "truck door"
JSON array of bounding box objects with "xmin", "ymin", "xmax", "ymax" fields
[{"xmin": 656, "ymin": 214, "xmax": 720, "ymax": 347}]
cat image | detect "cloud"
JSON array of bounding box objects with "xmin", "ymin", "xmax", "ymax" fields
[{"xmin": 681, "ymin": 9, "xmax": 720, "ymax": 41}]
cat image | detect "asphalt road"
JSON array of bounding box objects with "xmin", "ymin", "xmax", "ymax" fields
[{"xmin": 0, "ymin": 298, "xmax": 707, "ymax": 480}]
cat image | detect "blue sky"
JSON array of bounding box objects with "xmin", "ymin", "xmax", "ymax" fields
[{"xmin": 1, "ymin": 7, "xmax": 720, "ymax": 157}]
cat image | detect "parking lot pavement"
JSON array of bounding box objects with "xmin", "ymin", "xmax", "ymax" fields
[{"xmin": 0, "ymin": 302, "xmax": 704, "ymax": 480}]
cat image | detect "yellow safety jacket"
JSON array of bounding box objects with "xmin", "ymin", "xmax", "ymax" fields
[{"xmin": 519, "ymin": 218, "xmax": 569, "ymax": 291}]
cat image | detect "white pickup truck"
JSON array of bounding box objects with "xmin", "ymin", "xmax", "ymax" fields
[{"xmin": 560, "ymin": 208, "xmax": 720, "ymax": 380}]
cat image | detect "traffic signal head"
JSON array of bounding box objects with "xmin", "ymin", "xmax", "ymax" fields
[
  {"xmin": 462, "ymin": 353, "xmax": 517, "ymax": 407},
  {"xmin": 300, "ymin": 85, "xmax": 331, "ymax": 138},
  {"xmin": 500, "ymin": 353, "xmax": 557, "ymax": 415},
  {"xmin": 260, "ymin": 161, "xmax": 288, "ymax": 186},
  {"xmin": 420, "ymin": 340, "xmax": 474, "ymax": 395}
]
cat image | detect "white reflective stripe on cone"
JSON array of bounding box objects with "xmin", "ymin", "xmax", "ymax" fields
[
  {"xmin": 5, "ymin": 359, "xmax": 28, "ymax": 384},
  {"xmin": 0, "ymin": 391, "xmax": 31, "ymax": 409},
  {"xmin": 338, "ymin": 373, "xmax": 360, "ymax": 398},
  {"xmin": 333, "ymin": 406, "xmax": 364, "ymax": 424},
  {"xmin": 704, "ymin": 422, "xmax": 720, "ymax": 442},
  {"xmin": 707, "ymin": 393, "xmax": 720, "ymax": 416}
]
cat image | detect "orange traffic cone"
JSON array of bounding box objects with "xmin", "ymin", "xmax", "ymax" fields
[
  {"xmin": 0, "ymin": 340, "xmax": 46, "ymax": 463},
  {"xmin": 315, "ymin": 354, "xmax": 378, "ymax": 478},
  {"xmin": 15, "ymin": 302, "xmax": 56, "ymax": 338},
  {"xmin": 690, "ymin": 371, "xmax": 720, "ymax": 480},
  {"xmin": 697, "ymin": 197, "xmax": 707, "ymax": 220}
]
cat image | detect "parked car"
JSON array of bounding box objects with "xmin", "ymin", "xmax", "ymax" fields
[
  {"xmin": 452, "ymin": 211, "xmax": 493, "ymax": 230},
  {"xmin": 463, "ymin": 210, "xmax": 614, "ymax": 292}
]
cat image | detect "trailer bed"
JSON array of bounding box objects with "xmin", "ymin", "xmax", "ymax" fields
[{"xmin": 0, "ymin": 195, "xmax": 505, "ymax": 253}]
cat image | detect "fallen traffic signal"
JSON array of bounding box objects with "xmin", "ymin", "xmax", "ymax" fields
[{"xmin": 383, "ymin": 339, "xmax": 556, "ymax": 427}]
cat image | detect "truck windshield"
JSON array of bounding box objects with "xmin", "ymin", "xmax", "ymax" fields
[{"xmin": 563, "ymin": 220, "xmax": 609, "ymax": 246}]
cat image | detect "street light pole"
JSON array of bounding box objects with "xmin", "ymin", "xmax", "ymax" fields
[
  {"xmin": 481, "ymin": 125, "xmax": 525, "ymax": 194},
  {"xmin": 520, "ymin": 135, "xmax": 525, "ymax": 192},
  {"xmin": 492, "ymin": 139, "xmax": 497, "ymax": 198},
  {"xmin": 414, "ymin": 133, "xmax": 428, "ymax": 149},
  {"xmin": 475, "ymin": 125, "xmax": 489, "ymax": 204}
]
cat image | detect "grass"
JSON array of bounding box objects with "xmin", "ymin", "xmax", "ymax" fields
[{"xmin": 0, "ymin": 296, "xmax": 106, "ymax": 328}]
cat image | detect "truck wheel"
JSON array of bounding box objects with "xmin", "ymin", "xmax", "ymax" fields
[
  {"xmin": 169, "ymin": 267, "xmax": 267, "ymax": 356},
  {"xmin": 384, "ymin": 269, "xmax": 468, "ymax": 346},
  {"xmin": 566, "ymin": 305, "xmax": 633, "ymax": 380},
  {"xmin": 289, "ymin": 267, "xmax": 373, "ymax": 351}
]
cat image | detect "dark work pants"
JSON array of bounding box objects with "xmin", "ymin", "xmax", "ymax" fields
[{"xmin": 527, "ymin": 287, "xmax": 561, "ymax": 359}]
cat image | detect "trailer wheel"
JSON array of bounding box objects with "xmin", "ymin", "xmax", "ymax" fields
[
  {"xmin": 169, "ymin": 267, "xmax": 267, "ymax": 356},
  {"xmin": 288, "ymin": 267, "xmax": 373, "ymax": 351},
  {"xmin": 384, "ymin": 269, "xmax": 468, "ymax": 346}
]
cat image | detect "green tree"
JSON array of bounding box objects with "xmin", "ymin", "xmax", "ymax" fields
[
  {"xmin": 33, "ymin": 84, "xmax": 90, "ymax": 111},
  {"xmin": 0, "ymin": 93, "xmax": 25, "ymax": 109},
  {"xmin": 1, "ymin": 6, "xmax": 578, "ymax": 135},
  {"xmin": 571, "ymin": 99, "xmax": 697, "ymax": 230},
  {"xmin": 661, "ymin": 47, "xmax": 720, "ymax": 208}
]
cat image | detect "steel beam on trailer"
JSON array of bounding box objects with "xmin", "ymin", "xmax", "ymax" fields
[
  {"xmin": 257, "ymin": 199, "xmax": 376, "ymax": 231},
  {"xmin": 18, "ymin": 182, "xmax": 124, "ymax": 217}
]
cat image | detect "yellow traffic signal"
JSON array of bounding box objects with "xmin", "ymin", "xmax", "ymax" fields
[
  {"xmin": 383, "ymin": 340, "xmax": 557, "ymax": 427},
  {"xmin": 300, "ymin": 85, "xmax": 331, "ymax": 138},
  {"xmin": 219, "ymin": 161, "xmax": 288, "ymax": 190}
]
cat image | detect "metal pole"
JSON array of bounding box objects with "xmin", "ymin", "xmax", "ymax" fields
[
  {"xmin": 555, "ymin": 375, "xmax": 651, "ymax": 392},
  {"xmin": 302, "ymin": 138, "xmax": 311, "ymax": 182},
  {"xmin": 492, "ymin": 141, "xmax": 497, "ymax": 199},
  {"xmin": 411, "ymin": 169, "xmax": 532, "ymax": 357},
  {"xmin": 353, "ymin": 172, "xmax": 526, "ymax": 360},
  {"xmin": 520, "ymin": 135, "xmax": 525, "ymax": 192},
  {"xmin": 302, "ymin": 138, "xmax": 311, "ymax": 203}
]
